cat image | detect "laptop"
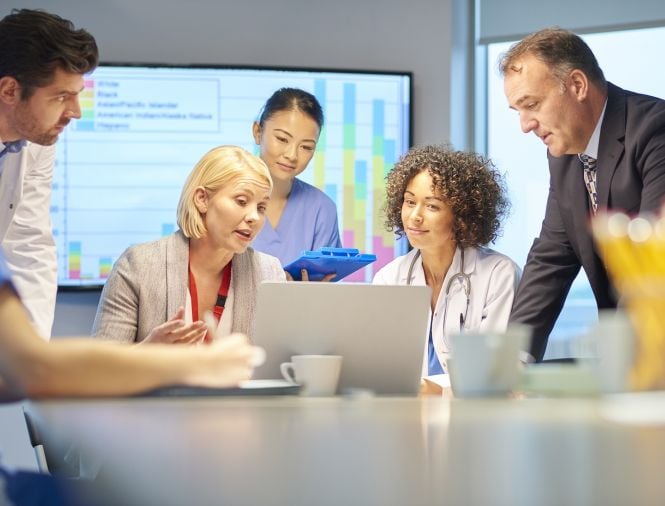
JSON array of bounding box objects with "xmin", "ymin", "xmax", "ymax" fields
[{"xmin": 251, "ymin": 282, "xmax": 431, "ymax": 395}]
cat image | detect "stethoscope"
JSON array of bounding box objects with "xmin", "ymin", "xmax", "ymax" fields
[{"xmin": 406, "ymin": 248, "xmax": 471, "ymax": 335}]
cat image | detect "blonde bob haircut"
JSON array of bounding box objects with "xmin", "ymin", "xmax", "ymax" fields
[{"xmin": 177, "ymin": 145, "xmax": 272, "ymax": 239}]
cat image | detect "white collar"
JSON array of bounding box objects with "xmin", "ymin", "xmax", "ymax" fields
[{"xmin": 581, "ymin": 99, "xmax": 607, "ymax": 160}]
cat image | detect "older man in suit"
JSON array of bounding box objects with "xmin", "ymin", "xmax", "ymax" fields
[{"xmin": 501, "ymin": 27, "xmax": 665, "ymax": 361}]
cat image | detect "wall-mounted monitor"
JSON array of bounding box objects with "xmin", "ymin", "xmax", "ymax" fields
[{"xmin": 52, "ymin": 64, "xmax": 412, "ymax": 287}]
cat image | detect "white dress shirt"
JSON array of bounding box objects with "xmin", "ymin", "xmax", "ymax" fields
[{"xmin": 0, "ymin": 141, "xmax": 57, "ymax": 339}]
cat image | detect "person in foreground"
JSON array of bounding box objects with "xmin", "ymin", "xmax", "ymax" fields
[
  {"xmin": 0, "ymin": 262, "xmax": 257, "ymax": 400},
  {"xmin": 0, "ymin": 8, "xmax": 98, "ymax": 338},
  {"xmin": 501, "ymin": 27, "xmax": 665, "ymax": 361},
  {"xmin": 93, "ymin": 145, "xmax": 285, "ymax": 344},
  {"xmin": 373, "ymin": 145, "xmax": 520, "ymax": 380},
  {"xmin": 0, "ymin": 248, "xmax": 259, "ymax": 506},
  {"xmin": 251, "ymin": 87, "xmax": 342, "ymax": 270}
]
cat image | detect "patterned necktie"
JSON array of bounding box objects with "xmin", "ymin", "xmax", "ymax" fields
[{"xmin": 579, "ymin": 154, "xmax": 598, "ymax": 214}]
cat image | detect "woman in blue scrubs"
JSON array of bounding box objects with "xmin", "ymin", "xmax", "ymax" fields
[{"xmin": 251, "ymin": 88, "xmax": 342, "ymax": 271}]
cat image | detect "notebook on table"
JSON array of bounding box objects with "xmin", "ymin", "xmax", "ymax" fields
[{"xmin": 251, "ymin": 282, "xmax": 431, "ymax": 396}]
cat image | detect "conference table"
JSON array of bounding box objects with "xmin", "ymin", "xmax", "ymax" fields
[{"xmin": 30, "ymin": 392, "xmax": 665, "ymax": 505}]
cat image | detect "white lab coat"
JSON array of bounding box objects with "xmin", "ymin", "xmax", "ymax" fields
[
  {"xmin": 0, "ymin": 142, "xmax": 57, "ymax": 339},
  {"xmin": 373, "ymin": 246, "xmax": 520, "ymax": 376}
]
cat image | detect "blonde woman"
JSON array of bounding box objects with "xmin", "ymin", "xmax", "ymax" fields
[{"xmin": 93, "ymin": 146, "xmax": 285, "ymax": 344}]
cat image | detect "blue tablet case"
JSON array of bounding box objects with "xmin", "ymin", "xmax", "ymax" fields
[{"xmin": 283, "ymin": 247, "xmax": 377, "ymax": 282}]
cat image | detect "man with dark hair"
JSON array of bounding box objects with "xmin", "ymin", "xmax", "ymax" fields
[
  {"xmin": 0, "ymin": 8, "xmax": 98, "ymax": 338},
  {"xmin": 501, "ymin": 27, "xmax": 665, "ymax": 361}
]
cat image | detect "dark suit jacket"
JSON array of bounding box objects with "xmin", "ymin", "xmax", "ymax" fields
[{"xmin": 509, "ymin": 82, "xmax": 665, "ymax": 361}]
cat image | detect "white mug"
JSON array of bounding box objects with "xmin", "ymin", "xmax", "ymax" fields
[
  {"xmin": 280, "ymin": 355, "xmax": 343, "ymax": 396},
  {"xmin": 579, "ymin": 309, "xmax": 635, "ymax": 393},
  {"xmin": 448, "ymin": 324, "xmax": 530, "ymax": 397}
]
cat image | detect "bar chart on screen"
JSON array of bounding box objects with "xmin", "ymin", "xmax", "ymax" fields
[{"xmin": 51, "ymin": 65, "xmax": 411, "ymax": 286}]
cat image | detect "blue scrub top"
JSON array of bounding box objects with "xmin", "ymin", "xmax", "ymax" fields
[{"xmin": 252, "ymin": 178, "xmax": 342, "ymax": 265}]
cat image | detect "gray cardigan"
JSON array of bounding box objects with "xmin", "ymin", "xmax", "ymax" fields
[{"xmin": 92, "ymin": 231, "xmax": 285, "ymax": 342}]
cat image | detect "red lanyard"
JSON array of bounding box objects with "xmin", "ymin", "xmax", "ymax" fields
[{"xmin": 188, "ymin": 261, "xmax": 232, "ymax": 342}]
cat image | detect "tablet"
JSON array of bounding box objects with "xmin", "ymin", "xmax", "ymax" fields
[{"xmin": 283, "ymin": 247, "xmax": 377, "ymax": 281}]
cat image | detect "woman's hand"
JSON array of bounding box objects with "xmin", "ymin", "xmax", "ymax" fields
[
  {"xmin": 285, "ymin": 268, "xmax": 336, "ymax": 282},
  {"xmin": 141, "ymin": 307, "xmax": 207, "ymax": 345}
]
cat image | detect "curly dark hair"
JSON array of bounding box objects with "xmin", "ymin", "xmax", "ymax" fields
[
  {"xmin": 0, "ymin": 9, "xmax": 98, "ymax": 99},
  {"xmin": 383, "ymin": 145, "xmax": 509, "ymax": 248}
]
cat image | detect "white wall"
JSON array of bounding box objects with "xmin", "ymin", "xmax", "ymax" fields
[{"xmin": 7, "ymin": 0, "xmax": 459, "ymax": 335}]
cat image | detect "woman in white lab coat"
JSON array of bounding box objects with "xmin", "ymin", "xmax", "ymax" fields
[{"xmin": 373, "ymin": 145, "xmax": 520, "ymax": 379}]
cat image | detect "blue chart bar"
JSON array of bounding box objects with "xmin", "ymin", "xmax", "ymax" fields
[
  {"xmin": 314, "ymin": 79, "xmax": 326, "ymax": 107},
  {"xmin": 324, "ymin": 184, "xmax": 337, "ymax": 203},
  {"xmin": 343, "ymin": 84, "xmax": 356, "ymax": 124},
  {"xmin": 162, "ymin": 223, "xmax": 175, "ymax": 236},
  {"xmin": 75, "ymin": 122, "xmax": 95, "ymax": 131},
  {"xmin": 373, "ymin": 100, "xmax": 384, "ymax": 137},
  {"xmin": 355, "ymin": 160, "xmax": 367, "ymax": 199}
]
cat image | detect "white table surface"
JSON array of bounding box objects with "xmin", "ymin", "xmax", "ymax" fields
[{"xmin": 30, "ymin": 392, "xmax": 665, "ymax": 506}]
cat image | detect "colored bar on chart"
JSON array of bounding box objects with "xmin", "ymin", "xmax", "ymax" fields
[
  {"xmin": 162, "ymin": 223, "xmax": 175, "ymax": 236},
  {"xmin": 313, "ymin": 80, "xmax": 327, "ymax": 188},
  {"xmin": 75, "ymin": 79, "xmax": 95, "ymax": 131},
  {"xmin": 353, "ymin": 160, "xmax": 367, "ymax": 241},
  {"xmin": 99, "ymin": 257, "xmax": 113, "ymax": 279},
  {"xmin": 342, "ymin": 84, "xmax": 364, "ymax": 252},
  {"xmin": 372, "ymin": 235, "xmax": 396, "ymax": 278},
  {"xmin": 68, "ymin": 241, "xmax": 81, "ymax": 279},
  {"xmin": 354, "ymin": 161, "xmax": 367, "ymax": 201},
  {"xmin": 324, "ymin": 184, "xmax": 337, "ymax": 205},
  {"xmin": 313, "ymin": 128, "xmax": 327, "ymax": 189},
  {"xmin": 75, "ymin": 122, "xmax": 95, "ymax": 131},
  {"xmin": 384, "ymin": 139, "xmax": 396, "ymax": 172},
  {"xmin": 343, "ymin": 230, "xmax": 355, "ymax": 251},
  {"xmin": 373, "ymin": 100, "xmax": 385, "ymax": 138}
]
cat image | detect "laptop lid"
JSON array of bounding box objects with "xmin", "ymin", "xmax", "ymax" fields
[{"xmin": 252, "ymin": 282, "xmax": 431, "ymax": 395}]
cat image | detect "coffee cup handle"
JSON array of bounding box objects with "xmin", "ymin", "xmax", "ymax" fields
[{"xmin": 280, "ymin": 362, "xmax": 297, "ymax": 384}]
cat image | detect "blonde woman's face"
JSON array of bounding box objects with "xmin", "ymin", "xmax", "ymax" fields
[{"xmin": 195, "ymin": 175, "xmax": 271, "ymax": 253}]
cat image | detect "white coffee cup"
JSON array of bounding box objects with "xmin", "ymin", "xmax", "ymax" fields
[
  {"xmin": 448, "ymin": 324, "xmax": 530, "ymax": 397},
  {"xmin": 579, "ymin": 309, "xmax": 635, "ymax": 393},
  {"xmin": 280, "ymin": 355, "xmax": 343, "ymax": 396}
]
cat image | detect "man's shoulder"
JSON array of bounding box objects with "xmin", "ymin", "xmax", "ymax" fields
[{"xmin": 610, "ymin": 82, "xmax": 665, "ymax": 114}]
